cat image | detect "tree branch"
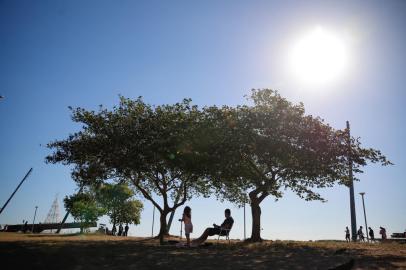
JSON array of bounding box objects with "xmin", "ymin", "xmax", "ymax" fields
[
  {"xmin": 171, "ymin": 182, "xmax": 188, "ymax": 210},
  {"xmin": 258, "ymin": 191, "xmax": 269, "ymax": 203},
  {"xmin": 130, "ymin": 177, "xmax": 162, "ymax": 212}
]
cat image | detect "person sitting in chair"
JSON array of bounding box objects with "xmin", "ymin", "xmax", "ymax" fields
[{"xmin": 191, "ymin": 208, "xmax": 234, "ymax": 246}]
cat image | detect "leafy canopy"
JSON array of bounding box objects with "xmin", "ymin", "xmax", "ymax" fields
[{"xmin": 199, "ymin": 89, "xmax": 392, "ymax": 204}]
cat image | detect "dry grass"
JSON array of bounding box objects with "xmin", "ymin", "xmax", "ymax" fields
[{"xmin": 1, "ymin": 233, "xmax": 405, "ymax": 269}]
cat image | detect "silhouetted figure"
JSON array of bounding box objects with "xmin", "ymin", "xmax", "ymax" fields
[
  {"xmin": 112, "ymin": 225, "xmax": 117, "ymax": 236},
  {"xmin": 23, "ymin": 221, "xmax": 28, "ymax": 233},
  {"xmin": 118, "ymin": 224, "xmax": 123, "ymax": 236},
  {"xmin": 124, "ymin": 224, "xmax": 129, "ymax": 236},
  {"xmin": 368, "ymin": 227, "xmax": 375, "ymax": 241},
  {"xmin": 21, "ymin": 220, "xmax": 25, "ymax": 232},
  {"xmin": 379, "ymin": 227, "xmax": 387, "ymax": 240},
  {"xmin": 180, "ymin": 206, "xmax": 193, "ymax": 247},
  {"xmin": 357, "ymin": 226, "xmax": 365, "ymax": 242},
  {"xmin": 345, "ymin": 226, "xmax": 350, "ymax": 242},
  {"xmin": 191, "ymin": 209, "xmax": 234, "ymax": 246}
]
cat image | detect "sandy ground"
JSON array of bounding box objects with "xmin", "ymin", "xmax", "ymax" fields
[{"xmin": 0, "ymin": 232, "xmax": 405, "ymax": 270}]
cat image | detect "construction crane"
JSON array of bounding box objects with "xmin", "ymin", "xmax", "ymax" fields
[{"xmin": 0, "ymin": 168, "xmax": 33, "ymax": 216}]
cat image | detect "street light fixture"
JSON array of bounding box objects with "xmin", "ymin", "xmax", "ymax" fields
[{"xmin": 359, "ymin": 192, "xmax": 369, "ymax": 242}]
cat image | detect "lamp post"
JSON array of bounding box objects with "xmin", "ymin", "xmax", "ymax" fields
[
  {"xmin": 32, "ymin": 206, "xmax": 38, "ymax": 233},
  {"xmin": 359, "ymin": 192, "xmax": 369, "ymax": 242}
]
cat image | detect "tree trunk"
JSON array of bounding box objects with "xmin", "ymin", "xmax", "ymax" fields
[
  {"xmin": 250, "ymin": 199, "xmax": 262, "ymax": 242},
  {"xmin": 158, "ymin": 211, "xmax": 169, "ymax": 245},
  {"xmin": 112, "ymin": 220, "xmax": 116, "ymax": 236},
  {"xmin": 166, "ymin": 208, "xmax": 177, "ymax": 233},
  {"xmin": 167, "ymin": 189, "xmax": 182, "ymax": 232}
]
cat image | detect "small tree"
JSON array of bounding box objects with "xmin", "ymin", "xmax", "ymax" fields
[
  {"xmin": 115, "ymin": 200, "xmax": 144, "ymax": 225},
  {"xmin": 200, "ymin": 89, "xmax": 392, "ymax": 242},
  {"xmin": 64, "ymin": 192, "xmax": 104, "ymax": 233},
  {"xmin": 96, "ymin": 183, "xmax": 143, "ymax": 228}
]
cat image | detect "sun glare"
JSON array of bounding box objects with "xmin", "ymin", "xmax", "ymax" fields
[{"xmin": 289, "ymin": 27, "xmax": 349, "ymax": 85}]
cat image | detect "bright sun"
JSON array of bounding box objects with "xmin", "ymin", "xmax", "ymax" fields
[{"xmin": 289, "ymin": 27, "xmax": 348, "ymax": 85}]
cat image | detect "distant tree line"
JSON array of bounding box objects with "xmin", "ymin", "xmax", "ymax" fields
[{"xmin": 46, "ymin": 89, "xmax": 391, "ymax": 243}]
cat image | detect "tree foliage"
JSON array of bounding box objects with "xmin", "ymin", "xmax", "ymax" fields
[
  {"xmin": 47, "ymin": 97, "xmax": 210, "ymax": 244},
  {"xmin": 64, "ymin": 192, "xmax": 104, "ymax": 232},
  {"xmin": 50, "ymin": 89, "xmax": 391, "ymax": 242},
  {"xmin": 198, "ymin": 89, "xmax": 392, "ymax": 241},
  {"xmin": 96, "ymin": 183, "xmax": 143, "ymax": 226}
]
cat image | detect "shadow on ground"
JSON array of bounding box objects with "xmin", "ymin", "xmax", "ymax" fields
[{"xmin": 0, "ymin": 238, "xmax": 405, "ymax": 270}]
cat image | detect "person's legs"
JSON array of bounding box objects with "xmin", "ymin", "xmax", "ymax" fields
[
  {"xmin": 186, "ymin": 233, "xmax": 190, "ymax": 247},
  {"xmin": 191, "ymin": 228, "xmax": 210, "ymax": 245},
  {"xmin": 191, "ymin": 227, "xmax": 221, "ymax": 246}
]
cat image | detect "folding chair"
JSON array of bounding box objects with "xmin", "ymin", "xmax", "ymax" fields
[{"xmin": 217, "ymin": 226, "xmax": 232, "ymax": 244}]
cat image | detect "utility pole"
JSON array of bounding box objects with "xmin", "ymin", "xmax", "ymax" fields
[
  {"xmin": 32, "ymin": 206, "xmax": 38, "ymax": 233},
  {"xmin": 151, "ymin": 205, "xmax": 155, "ymax": 237},
  {"xmin": 243, "ymin": 202, "xmax": 246, "ymax": 240},
  {"xmin": 179, "ymin": 219, "xmax": 183, "ymax": 240},
  {"xmin": 359, "ymin": 192, "xmax": 369, "ymax": 242},
  {"xmin": 347, "ymin": 121, "xmax": 357, "ymax": 242}
]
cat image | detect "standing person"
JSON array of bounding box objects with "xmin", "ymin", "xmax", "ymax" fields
[
  {"xmin": 21, "ymin": 220, "xmax": 25, "ymax": 232},
  {"xmin": 357, "ymin": 226, "xmax": 365, "ymax": 242},
  {"xmin": 124, "ymin": 224, "xmax": 129, "ymax": 236},
  {"xmin": 181, "ymin": 206, "xmax": 193, "ymax": 247},
  {"xmin": 368, "ymin": 227, "xmax": 375, "ymax": 242},
  {"xmin": 118, "ymin": 224, "xmax": 123, "ymax": 236},
  {"xmin": 345, "ymin": 226, "xmax": 351, "ymax": 242},
  {"xmin": 112, "ymin": 225, "xmax": 117, "ymax": 236},
  {"xmin": 379, "ymin": 227, "xmax": 387, "ymax": 240},
  {"xmin": 23, "ymin": 221, "xmax": 28, "ymax": 233}
]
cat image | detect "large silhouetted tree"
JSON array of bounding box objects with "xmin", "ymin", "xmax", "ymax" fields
[
  {"xmin": 47, "ymin": 97, "xmax": 210, "ymax": 244},
  {"xmin": 47, "ymin": 90, "xmax": 391, "ymax": 243},
  {"xmin": 199, "ymin": 89, "xmax": 392, "ymax": 242}
]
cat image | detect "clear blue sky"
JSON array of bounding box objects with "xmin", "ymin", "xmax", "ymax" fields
[{"xmin": 1, "ymin": 0, "xmax": 405, "ymax": 240}]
